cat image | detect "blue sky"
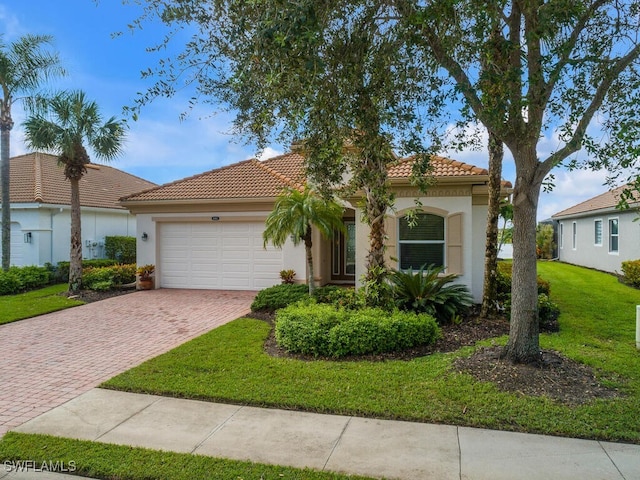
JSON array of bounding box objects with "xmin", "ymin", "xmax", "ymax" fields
[{"xmin": 2, "ymin": 1, "xmax": 615, "ymax": 220}]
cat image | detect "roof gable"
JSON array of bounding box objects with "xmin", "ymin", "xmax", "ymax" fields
[
  {"xmin": 553, "ymin": 184, "xmax": 639, "ymax": 218},
  {"xmin": 121, "ymin": 151, "xmax": 491, "ymax": 203},
  {"xmin": 2, "ymin": 152, "xmax": 156, "ymax": 210}
]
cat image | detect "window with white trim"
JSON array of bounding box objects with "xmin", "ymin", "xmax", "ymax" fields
[
  {"xmin": 398, "ymin": 213, "xmax": 445, "ymax": 270},
  {"xmin": 559, "ymin": 223, "xmax": 564, "ymax": 249},
  {"xmin": 609, "ymin": 218, "xmax": 619, "ymax": 253},
  {"xmin": 594, "ymin": 219, "xmax": 602, "ymax": 246},
  {"xmin": 572, "ymin": 222, "xmax": 577, "ymax": 250}
]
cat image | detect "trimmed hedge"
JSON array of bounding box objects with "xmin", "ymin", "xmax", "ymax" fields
[
  {"xmin": 83, "ymin": 264, "xmax": 136, "ymax": 291},
  {"xmin": 52, "ymin": 259, "xmax": 120, "ymax": 283},
  {"xmin": 621, "ymin": 259, "xmax": 640, "ymax": 287},
  {"xmin": 0, "ymin": 266, "xmax": 53, "ymax": 295},
  {"xmin": 105, "ymin": 236, "xmax": 136, "ymax": 264},
  {"xmin": 250, "ymin": 284, "xmax": 310, "ymax": 312},
  {"xmin": 275, "ymin": 302, "xmax": 440, "ymax": 358}
]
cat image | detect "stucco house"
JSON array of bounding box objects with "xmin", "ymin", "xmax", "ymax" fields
[
  {"xmin": 552, "ymin": 184, "xmax": 640, "ymax": 273},
  {"xmin": 122, "ymin": 150, "xmax": 509, "ymax": 302},
  {"xmin": 0, "ymin": 152, "xmax": 156, "ymax": 267}
]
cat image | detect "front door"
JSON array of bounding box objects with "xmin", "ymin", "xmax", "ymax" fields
[{"xmin": 331, "ymin": 221, "xmax": 356, "ymax": 283}]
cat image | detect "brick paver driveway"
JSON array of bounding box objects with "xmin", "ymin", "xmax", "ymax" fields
[{"xmin": 0, "ymin": 289, "xmax": 254, "ymax": 436}]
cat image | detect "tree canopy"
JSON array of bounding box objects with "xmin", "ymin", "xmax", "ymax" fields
[{"xmin": 126, "ymin": 0, "xmax": 640, "ymax": 362}]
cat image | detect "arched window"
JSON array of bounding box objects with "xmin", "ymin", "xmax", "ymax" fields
[{"xmin": 398, "ymin": 213, "xmax": 445, "ymax": 270}]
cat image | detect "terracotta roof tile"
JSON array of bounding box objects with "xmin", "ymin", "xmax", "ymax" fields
[
  {"xmin": 388, "ymin": 155, "xmax": 489, "ymax": 178},
  {"xmin": 122, "ymin": 151, "xmax": 490, "ymax": 203},
  {"xmin": 1, "ymin": 152, "xmax": 156, "ymax": 209},
  {"xmin": 553, "ymin": 184, "xmax": 639, "ymax": 218}
]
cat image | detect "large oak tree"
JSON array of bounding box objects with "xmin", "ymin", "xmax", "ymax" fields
[{"xmin": 127, "ymin": 0, "xmax": 640, "ymax": 362}]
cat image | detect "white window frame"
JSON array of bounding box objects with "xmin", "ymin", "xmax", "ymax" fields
[
  {"xmin": 608, "ymin": 217, "xmax": 619, "ymax": 254},
  {"xmin": 572, "ymin": 221, "xmax": 577, "ymax": 250},
  {"xmin": 559, "ymin": 223, "xmax": 564, "ymax": 249},
  {"xmin": 397, "ymin": 213, "xmax": 446, "ymax": 270},
  {"xmin": 594, "ymin": 219, "xmax": 603, "ymax": 246}
]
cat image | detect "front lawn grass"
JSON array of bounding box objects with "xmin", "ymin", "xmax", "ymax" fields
[
  {"xmin": 102, "ymin": 262, "xmax": 640, "ymax": 443},
  {"xmin": 0, "ymin": 284, "xmax": 84, "ymax": 325},
  {"xmin": 0, "ymin": 433, "xmax": 372, "ymax": 480}
]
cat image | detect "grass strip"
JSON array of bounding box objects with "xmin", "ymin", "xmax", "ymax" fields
[
  {"xmin": 0, "ymin": 284, "xmax": 84, "ymax": 325},
  {"xmin": 103, "ymin": 263, "xmax": 640, "ymax": 443},
  {"xmin": 0, "ymin": 432, "xmax": 372, "ymax": 480}
]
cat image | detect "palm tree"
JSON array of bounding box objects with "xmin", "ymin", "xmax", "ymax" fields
[
  {"xmin": 0, "ymin": 34, "xmax": 65, "ymax": 271},
  {"xmin": 263, "ymin": 187, "xmax": 345, "ymax": 294},
  {"xmin": 23, "ymin": 90, "xmax": 126, "ymax": 293}
]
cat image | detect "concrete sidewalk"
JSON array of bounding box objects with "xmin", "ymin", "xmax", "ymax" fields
[{"xmin": 5, "ymin": 388, "xmax": 640, "ymax": 480}]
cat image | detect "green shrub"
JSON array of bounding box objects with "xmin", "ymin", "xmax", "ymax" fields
[
  {"xmin": 0, "ymin": 271, "xmax": 21, "ymax": 295},
  {"xmin": 275, "ymin": 302, "xmax": 439, "ymax": 358},
  {"xmin": 0, "ymin": 266, "xmax": 52, "ymax": 295},
  {"xmin": 54, "ymin": 259, "xmax": 119, "ymax": 283},
  {"xmin": 496, "ymin": 262, "xmax": 550, "ymax": 301},
  {"xmin": 83, "ymin": 264, "xmax": 136, "ymax": 291},
  {"xmin": 390, "ymin": 264, "xmax": 473, "ymax": 324},
  {"xmin": 537, "ymin": 293, "xmax": 561, "ymax": 332},
  {"xmin": 312, "ymin": 285, "xmax": 366, "ymax": 310},
  {"xmin": 503, "ymin": 293, "xmax": 561, "ymax": 333},
  {"xmin": 105, "ymin": 236, "xmax": 136, "ymax": 264},
  {"xmin": 250, "ymin": 284, "xmax": 310, "ymax": 312},
  {"xmin": 621, "ymin": 259, "xmax": 640, "ymax": 287}
]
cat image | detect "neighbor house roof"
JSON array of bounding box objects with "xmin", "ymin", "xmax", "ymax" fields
[
  {"xmin": 553, "ymin": 184, "xmax": 639, "ymax": 218},
  {"xmin": 2, "ymin": 152, "xmax": 156, "ymax": 210},
  {"xmin": 121, "ymin": 151, "xmax": 494, "ymax": 204}
]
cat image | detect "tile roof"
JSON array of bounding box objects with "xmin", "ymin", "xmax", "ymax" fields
[
  {"xmin": 553, "ymin": 184, "xmax": 639, "ymax": 218},
  {"xmin": 2, "ymin": 152, "xmax": 156, "ymax": 210},
  {"xmin": 388, "ymin": 155, "xmax": 489, "ymax": 178},
  {"xmin": 122, "ymin": 151, "xmax": 490, "ymax": 203}
]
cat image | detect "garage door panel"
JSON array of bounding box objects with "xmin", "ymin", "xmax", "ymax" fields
[{"xmin": 159, "ymin": 221, "xmax": 286, "ymax": 291}]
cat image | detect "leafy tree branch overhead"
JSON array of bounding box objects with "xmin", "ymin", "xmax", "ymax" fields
[{"xmin": 126, "ymin": 0, "xmax": 640, "ymax": 363}]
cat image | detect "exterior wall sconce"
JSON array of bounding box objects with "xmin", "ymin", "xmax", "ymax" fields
[
  {"xmin": 24, "ymin": 232, "xmax": 32, "ymax": 244},
  {"xmin": 141, "ymin": 232, "xmax": 149, "ymax": 241}
]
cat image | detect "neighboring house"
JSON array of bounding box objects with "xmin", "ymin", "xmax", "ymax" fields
[
  {"xmin": 121, "ymin": 150, "xmax": 511, "ymax": 302},
  {"xmin": 0, "ymin": 152, "xmax": 156, "ymax": 267},
  {"xmin": 552, "ymin": 185, "xmax": 640, "ymax": 273}
]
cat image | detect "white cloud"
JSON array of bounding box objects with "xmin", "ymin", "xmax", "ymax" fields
[
  {"xmin": 257, "ymin": 147, "xmax": 284, "ymax": 160},
  {"xmin": 538, "ymin": 169, "xmax": 610, "ymax": 220},
  {"xmin": 0, "ymin": 5, "xmax": 24, "ymax": 38}
]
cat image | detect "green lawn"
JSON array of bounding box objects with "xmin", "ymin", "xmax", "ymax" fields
[
  {"xmin": 101, "ymin": 261, "xmax": 640, "ymax": 443},
  {"xmin": 0, "ymin": 284, "xmax": 84, "ymax": 325}
]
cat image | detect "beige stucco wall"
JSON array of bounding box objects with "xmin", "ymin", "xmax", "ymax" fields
[{"xmin": 355, "ymin": 190, "xmax": 488, "ymax": 302}]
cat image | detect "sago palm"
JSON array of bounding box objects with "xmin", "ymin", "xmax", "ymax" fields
[
  {"xmin": 263, "ymin": 187, "xmax": 345, "ymax": 294},
  {"xmin": 23, "ymin": 90, "xmax": 126, "ymax": 293},
  {"xmin": 0, "ymin": 34, "xmax": 64, "ymax": 270}
]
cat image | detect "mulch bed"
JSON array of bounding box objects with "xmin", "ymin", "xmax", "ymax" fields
[
  {"xmin": 251, "ymin": 309, "xmax": 623, "ymax": 405},
  {"xmin": 64, "ymin": 287, "xmax": 137, "ymax": 303}
]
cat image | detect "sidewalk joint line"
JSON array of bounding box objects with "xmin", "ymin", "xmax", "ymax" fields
[
  {"xmin": 457, "ymin": 426, "xmax": 462, "ymax": 480},
  {"xmin": 598, "ymin": 441, "xmax": 627, "ymax": 480},
  {"xmin": 95, "ymin": 393, "xmax": 162, "ymax": 441},
  {"xmin": 322, "ymin": 416, "xmax": 352, "ymax": 471},
  {"xmin": 190, "ymin": 404, "xmax": 245, "ymax": 454}
]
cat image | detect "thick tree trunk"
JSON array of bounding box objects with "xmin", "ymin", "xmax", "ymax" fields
[
  {"xmin": 480, "ymin": 131, "xmax": 504, "ymax": 318},
  {"xmin": 1, "ymin": 111, "xmax": 13, "ymax": 272},
  {"xmin": 502, "ymin": 152, "xmax": 542, "ymax": 363},
  {"xmin": 69, "ymin": 177, "xmax": 83, "ymax": 293},
  {"xmin": 304, "ymin": 228, "xmax": 315, "ymax": 294}
]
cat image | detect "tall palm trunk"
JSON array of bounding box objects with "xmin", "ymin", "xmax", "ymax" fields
[
  {"xmin": 1, "ymin": 108, "xmax": 13, "ymax": 271},
  {"xmin": 68, "ymin": 176, "xmax": 83, "ymax": 293},
  {"xmin": 303, "ymin": 227, "xmax": 315, "ymax": 294},
  {"xmin": 480, "ymin": 131, "xmax": 504, "ymax": 317}
]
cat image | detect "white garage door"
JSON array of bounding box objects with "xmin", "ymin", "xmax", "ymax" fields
[{"xmin": 158, "ymin": 222, "xmax": 284, "ymax": 290}]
